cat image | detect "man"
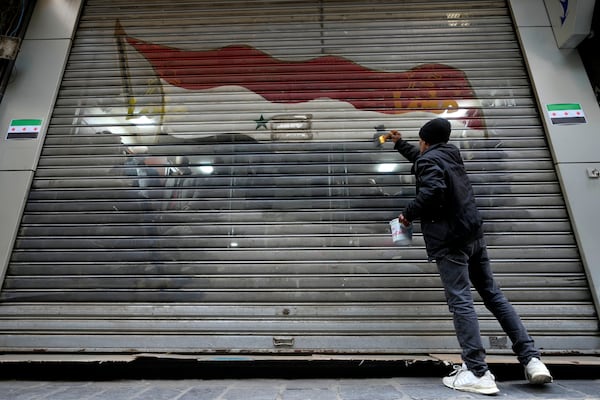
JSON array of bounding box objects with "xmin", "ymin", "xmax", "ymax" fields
[{"xmin": 385, "ymin": 118, "xmax": 552, "ymax": 395}]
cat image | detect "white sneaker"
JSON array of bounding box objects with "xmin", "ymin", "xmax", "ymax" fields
[
  {"xmin": 442, "ymin": 364, "xmax": 500, "ymax": 395},
  {"xmin": 525, "ymin": 357, "xmax": 553, "ymax": 384}
]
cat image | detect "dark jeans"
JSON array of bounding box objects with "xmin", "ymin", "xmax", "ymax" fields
[{"xmin": 436, "ymin": 237, "xmax": 540, "ymax": 377}]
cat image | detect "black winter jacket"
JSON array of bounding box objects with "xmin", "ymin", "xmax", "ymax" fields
[{"xmin": 394, "ymin": 140, "xmax": 483, "ymax": 258}]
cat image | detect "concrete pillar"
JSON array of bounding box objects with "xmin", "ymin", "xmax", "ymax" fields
[
  {"xmin": 509, "ymin": 0, "xmax": 600, "ymax": 313},
  {"xmin": 0, "ymin": 0, "xmax": 83, "ymax": 285}
]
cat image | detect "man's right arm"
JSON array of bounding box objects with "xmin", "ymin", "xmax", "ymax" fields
[
  {"xmin": 387, "ymin": 130, "xmax": 420, "ymax": 161},
  {"xmin": 394, "ymin": 138, "xmax": 420, "ymax": 162}
]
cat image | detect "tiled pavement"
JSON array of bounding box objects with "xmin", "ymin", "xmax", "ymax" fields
[{"xmin": 0, "ymin": 377, "xmax": 599, "ymax": 400}]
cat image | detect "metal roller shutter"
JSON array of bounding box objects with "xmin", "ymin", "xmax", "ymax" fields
[{"xmin": 1, "ymin": 0, "xmax": 598, "ymax": 354}]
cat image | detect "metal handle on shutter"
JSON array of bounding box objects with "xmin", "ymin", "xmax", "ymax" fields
[{"xmin": 272, "ymin": 337, "xmax": 295, "ymax": 348}]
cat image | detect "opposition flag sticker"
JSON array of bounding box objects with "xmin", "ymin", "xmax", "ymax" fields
[
  {"xmin": 547, "ymin": 103, "xmax": 587, "ymax": 125},
  {"xmin": 6, "ymin": 119, "xmax": 43, "ymax": 139}
]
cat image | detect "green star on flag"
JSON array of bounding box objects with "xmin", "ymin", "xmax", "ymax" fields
[{"xmin": 254, "ymin": 114, "xmax": 269, "ymax": 130}]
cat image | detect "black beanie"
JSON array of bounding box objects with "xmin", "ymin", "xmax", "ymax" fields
[{"xmin": 418, "ymin": 118, "xmax": 451, "ymax": 145}]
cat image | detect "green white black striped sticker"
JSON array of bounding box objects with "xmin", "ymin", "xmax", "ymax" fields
[
  {"xmin": 546, "ymin": 103, "xmax": 586, "ymax": 125},
  {"xmin": 6, "ymin": 119, "xmax": 43, "ymax": 139}
]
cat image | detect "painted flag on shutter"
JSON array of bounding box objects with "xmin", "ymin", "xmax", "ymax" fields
[
  {"xmin": 6, "ymin": 119, "xmax": 43, "ymax": 139},
  {"xmin": 547, "ymin": 103, "xmax": 587, "ymax": 125},
  {"xmin": 116, "ymin": 23, "xmax": 485, "ymax": 132}
]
